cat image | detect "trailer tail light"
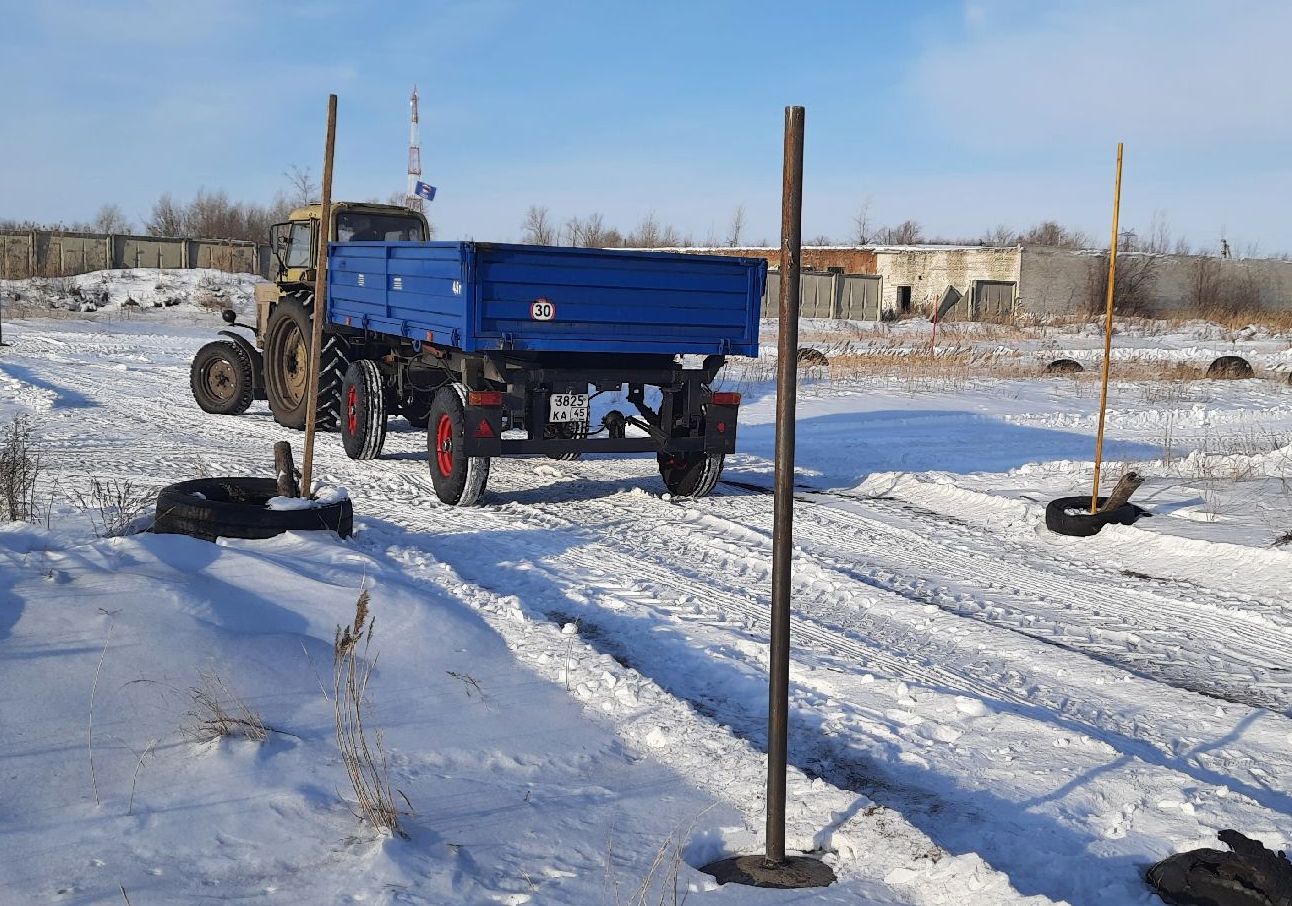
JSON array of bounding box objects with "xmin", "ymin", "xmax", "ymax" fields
[
  {"xmin": 467, "ymin": 390, "xmax": 503, "ymax": 407},
  {"xmin": 710, "ymin": 392, "xmax": 741, "ymax": 407}
]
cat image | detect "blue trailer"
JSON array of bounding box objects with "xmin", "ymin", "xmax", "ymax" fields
[{"xmin": 318, "ymin": 241, "xmax": 766, "ymax": 505}]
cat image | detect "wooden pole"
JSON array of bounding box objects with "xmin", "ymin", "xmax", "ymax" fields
[
  {"xmin": 1091, "ymin": 143, "xmax": 1123, "ymax": 513},
  {"xmin": 274, "ymin": 441, "xmax": 300, "ymax": 498},
  {"xmin": 300, "ymin": 94, "xmax": 338, "ymax": 496}
]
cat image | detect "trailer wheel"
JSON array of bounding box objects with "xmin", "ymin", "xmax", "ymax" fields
[
  {"xmin": 657, "ymin": 451, "xmax": 724, "ymax": 498},
  {"xmin": 428, "ymin": 384, "xmax": 490, "ymax": 506},
  {"xmin": 340, "ymin": 360, "xmax": 388, "ymax": 460},
  {"xmin": 190, "ymin": 340, "xmax": 254, "ymax": 415},
  {"xmin": 263, "ymin": 291, "xmax": 348, "ymax": 431}
]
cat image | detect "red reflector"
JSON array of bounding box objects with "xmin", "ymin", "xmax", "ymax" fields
[
  {"xmin": 475, "ymin": 418, "xmax": 495, "ymax": 438},
  {"xmin": 424, "ymin": 330, "xmax": 434, "ymax": 342},
  {"xmin": 717, "ymin": 421, "xmax": 727, "ymax": 433},
  {"xmin": 467, "ymin": 390, "xmax": 503, "ymax": 407},
  {"xmin": 711, "ymin": 392, "xmax": 741, "ymax": 406}
]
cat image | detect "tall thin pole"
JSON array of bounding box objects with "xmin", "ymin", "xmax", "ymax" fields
[
  {"xmin": 301, "ymin": 94, "xmax": 338, "ymax": 495},
  {"xmin": 1091, "ymin": 143, "xmax": 1123, "ymax": 513},
  {"xmin": 766, "ymin": 105, "xmax": 804, "ymax": 867}
]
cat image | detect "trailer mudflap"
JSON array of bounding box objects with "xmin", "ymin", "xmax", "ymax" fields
[
  {"xmin": 461, "ymin": 405, "xmax": 503, "ymax": 457},
  {"xmin": 704, "ymin": 403, "xmax": 740, "ymax": 454}
]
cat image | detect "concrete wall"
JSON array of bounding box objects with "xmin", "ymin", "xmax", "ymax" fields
[
  {"xmin": 655, "ymin": 246, "xmax": 879, "ymax": 274},
  {"xmin": 1019, "ymin": 247, "xmax": 1292, "ymax": 316},
  {"xmin": 0, "ymin": 229, "xmax": 266, "ymax": 280}
]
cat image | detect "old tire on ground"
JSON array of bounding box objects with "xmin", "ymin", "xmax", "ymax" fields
[
  {"xmin": 1206, "ymin": 355, "xmax": 1254, "ymax": 379},
  {"xmin": 427, "ymin": 384, "xmax": 490, "ymax": 506},
  {"xmin": 190, "ymin": 340, "xmax": 254, "ymax": 415},
  {"xmin": 262, "ymin": 291, "xmax": 348, "ymax": 430},
  {"xmin": 798, "ymin": 348, "xmax": 830, "ymax": 368},
  {"xmin": 153, "ymin": 477, "xmax": 352, "ymax": 542},
  {"xmin": 658, "ymin": 451, "xmax": 724, "ymax": 498},
  {"xmin": 341, "ymin": 360, "xmax": 388, "ymax": 461},
  {"xmin": 1044, "ymin": 358, "xmax": 1085, "ymax": 374},
  {"xmin": 1045, "ymin": 495, "xmax": 1146, "ymax": 537}
]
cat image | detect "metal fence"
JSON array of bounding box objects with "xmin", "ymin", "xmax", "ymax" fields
[
  {"xmin": 763, "ymin": 271, "xmax": 882, "ymax": 320},
  {"xmin": 0, "ymin": 229, "xmax": 269, "ymax": 280}
]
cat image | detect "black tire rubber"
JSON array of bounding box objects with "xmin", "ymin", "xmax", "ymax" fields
[
  {"xmin": 1044, "ymin": 358, "xmax": 1085, "ymax": 374},
  {"xmin": 190, "ymin": 341, "xmax": 254, "ymax": 415},
  {"xmin": 262, "ymin": 291, "xmax": 348, "ymax": 430},
  {"xmin": 427, "ymin": 384, "xmax": 490, "ymax": 506},
  {"xmin": 341, "ymin": 360, "xmax": 388, "ymax": 460},
  {"xmin": 544, "ymin": 420, "xmax": 587, "ymax": 461},
  {"xmin": 153, "ymin": 477, "xmax": 352, "ymax": 542},
  {"xmin": 658, "ymin": 451, "xmax": 724, "ymax": 498},
  {"xmin": 1044, "ymin": 495, "xmax": 1146, "ymax": 537},
  {"xmin": 798, "ymin": 348, "xmax": 830, "ymax": 367},
  {"xmin": 1206, "ymin": 355, "xmax": 1254, "ymax": 379}
]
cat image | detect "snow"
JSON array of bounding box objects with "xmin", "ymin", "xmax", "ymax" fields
[{"xmin": 1, "ymin": 271, "xmax": 1291, "ymax": 904}]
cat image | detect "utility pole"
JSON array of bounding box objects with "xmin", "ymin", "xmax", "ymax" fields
[{"xmin": 701, "ymin": 106, "xmax": 834, "ymax": 891}]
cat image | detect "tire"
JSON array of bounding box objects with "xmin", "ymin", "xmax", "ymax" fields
[
  {"xmin": 190, "ymin": 341, "xmax": 254, "ymax": 415},
  {"xmin": 1044, "ymin": 495, "xmax": 1146, "ymax": 537},
  {"xmin": 658, "ymin": 451, "xmax": 724, "ymax": 498},
  {"xmin": 262, "ymin": 291, "xmax": 348, "ymax": 430},
  {"xmin": 1044, "ymin": 358, "xmax": 1084, "ymax": 374},
  {"xmin": 341, "ymin": 360, "xmax": 388, "ymax": 460},
  {"xmin": 1206, "ymin": 355, "xmax": 1254, "ymax": 379},
  {"xmin": 427, "ymin": 384, "xmax": 490, "ymax": 506},
  {"xmin": 544, "ymin": 420, "xmax": 587, "ymax": 461},
  {"xmin": 153, "ymin": 477, "xmax": 352, "ymax": 542}
]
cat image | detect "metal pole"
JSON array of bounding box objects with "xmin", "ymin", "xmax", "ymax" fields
[
  {"xmin": 765, "ymin": 105, "xmax": 804, "ymax": 867},
  {"xmin": 300, "ymin": 94, "xmax": 338, "ymax": 496},
  {"xmin": 1091, "ymin": 142, "xmax": 1123, "ymax": 513}
]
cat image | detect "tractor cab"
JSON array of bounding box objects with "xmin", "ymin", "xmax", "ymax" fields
[{"xmin": 268, "ymin": 202, "xmax": 429, "ymax": 286}]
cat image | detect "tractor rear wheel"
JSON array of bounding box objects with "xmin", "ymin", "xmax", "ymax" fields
[{"xmin": 263, "ymin": 291, "xmax": 348, "ymax": 430}]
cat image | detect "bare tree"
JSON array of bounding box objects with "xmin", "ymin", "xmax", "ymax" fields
[
  {"xmin": 878, "ymin": 220, "xmax": 923, "ymax": 245},
  {"xmin": 1019, "ymin": 221, "xmax": 1088, "ymax": 249},
  {"xmin": 1085, "ymin": 253, "xmax": 1160, "ymax": 316},
  {"xmin": 808, "ymin": 234, "xmax": 833, "ymax": 246},
  {"xmin": 726, "ymin": 204, "xmax": 745, "ymax": 247},
  {"xmin": 145, "ymin": 193, "xmax": 187, "ymax": 237},
  {"xmin": 91, "ymin": 204, "xmax": 131, "ymax": 234},
  {"xmin": 565, "ymin": 213, "xmax": 622, "ymax": 248},
  {"xmin": 982, "ymin": 224, "xmax": 1018, "ymax": 245},
  {"xmin": 852, "ymin": 197, "xmax": 873, "ymax": 245},
  {"xmin": 521, "ymin": 205, "xmax": 557, "ymax": 245},
  {"xmin": 284, "ymin": 165, "xmax": 318, "ymax": 209}
]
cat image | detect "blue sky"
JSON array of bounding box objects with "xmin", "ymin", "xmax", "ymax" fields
[{"xmin": 2, "ymin": 0, "xmax": 1289, "ymax": 252}]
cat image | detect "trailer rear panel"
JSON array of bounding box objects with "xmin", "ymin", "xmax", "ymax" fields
[{"xmin": 326, "ymin": 242, "xmax": 764, "ymax": 357}]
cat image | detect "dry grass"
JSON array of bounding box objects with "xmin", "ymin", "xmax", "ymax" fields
[
  {"xmin": 184, "ymin": 670, "xmax": 269, "ymax": 743},
  {"xmin": 0, "ymin": 415, "xmax": 41, "ymax": 522},
  {"xmin": 72, "ymin": 477, "xmax": 157, "ymax": 537},
  {"xmin": 606, "ymin": 830, "xmax": 693, "ymax": 906},
  {"xmin": 333, "ymin": 588, "xmax": 407, "ymax": 838}
]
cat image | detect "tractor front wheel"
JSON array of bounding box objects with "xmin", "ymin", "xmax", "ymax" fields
[{"xmin": 190, "ymin": 341, "xmax": 254, "ymax": 415}]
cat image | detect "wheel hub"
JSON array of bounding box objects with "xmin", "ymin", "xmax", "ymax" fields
[
  {"xmin": 205, "ymin": 360, "xmax": 236, "ymax": 400},
  {"xmin": 283, "ymin": 327, "xmax": 308, "ymax": 406},
  {"xmin": 435, "ymin": 413, "xmax": 454, "ymax": 477}
]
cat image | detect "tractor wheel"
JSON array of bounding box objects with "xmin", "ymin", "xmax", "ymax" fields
[
  {"xmin": 657, "ymin": 451, "xmax": 724, "ymax": 498},
  {"xmin": 427, "ymin": 384, "xmax": 490, "ymax": 506},
  {"xmin": 190, "ymin": 340, "xmax": 254, "ymax": 415},
  {"xmin": 263, "ymin": 291, "xmax": 348, "ymax": 430},
  {"xmin": 341, "ymin": 360, "xmax": 388, "ymax": 460}
]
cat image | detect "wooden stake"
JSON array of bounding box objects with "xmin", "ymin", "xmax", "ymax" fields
[
  {"xmin": 1100, "ymin": 470, "xmax": 1143, "ymax": 513},
  {"xmin": 1091, "ymin": 143, "xmax": 1123, "ymax": 514},
  {"xmin": 274, "ymin": 441, "xmax": 300, "ymax": 498},
  {"xmin": 300, "ymin": 94, "xmax": 338, "ymax": 496}
]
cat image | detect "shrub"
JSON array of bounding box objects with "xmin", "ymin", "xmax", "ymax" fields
[{"xmin": 0, "ymin": 415, "xmax": 41, "ymax": 522}]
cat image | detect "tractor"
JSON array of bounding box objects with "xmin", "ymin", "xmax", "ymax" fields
[{"xmin": 188, "ymin": 202, "xmax": 429, "ymax": 430}]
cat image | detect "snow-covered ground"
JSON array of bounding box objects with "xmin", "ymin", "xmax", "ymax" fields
[{"xmin": 1, "ymin": 270, "xmax": 1291, "ymax": 905}]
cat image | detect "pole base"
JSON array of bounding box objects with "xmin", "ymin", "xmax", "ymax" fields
[{"xmin": 700, "ymin": 854, "xmax": 835, "ymax": 889}]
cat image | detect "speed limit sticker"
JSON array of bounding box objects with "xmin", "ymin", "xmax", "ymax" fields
[{"xmin": 530, "ymin": 298, "xmax": 555, "ymax": 321}]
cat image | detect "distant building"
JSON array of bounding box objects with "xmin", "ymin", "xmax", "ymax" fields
[{"xmin": 655, "ymin": 245, "xmax": 1292, "ymax": 320}]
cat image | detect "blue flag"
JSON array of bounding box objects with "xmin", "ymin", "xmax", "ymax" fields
[{"xmin": 415, "ymin": 181, "xmax": 437, "ymax": 202}]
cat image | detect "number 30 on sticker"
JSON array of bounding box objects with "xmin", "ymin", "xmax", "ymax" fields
[{"xmin": 530, "ymin": 299, "xmax": 555, "ymax": 321}]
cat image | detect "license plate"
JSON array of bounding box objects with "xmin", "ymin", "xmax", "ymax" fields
[{"xmin": 549, "ymin": 393, "xmax": 589, "ymax": 423}]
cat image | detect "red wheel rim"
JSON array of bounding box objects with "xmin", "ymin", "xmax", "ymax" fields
[
  {"xmin": 435, "ymin": 413, "xmax": 454, "ymax": 477},
  {"xmin": 346, "ymin": 385, "xmax": 358, "ymax": 435}
]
